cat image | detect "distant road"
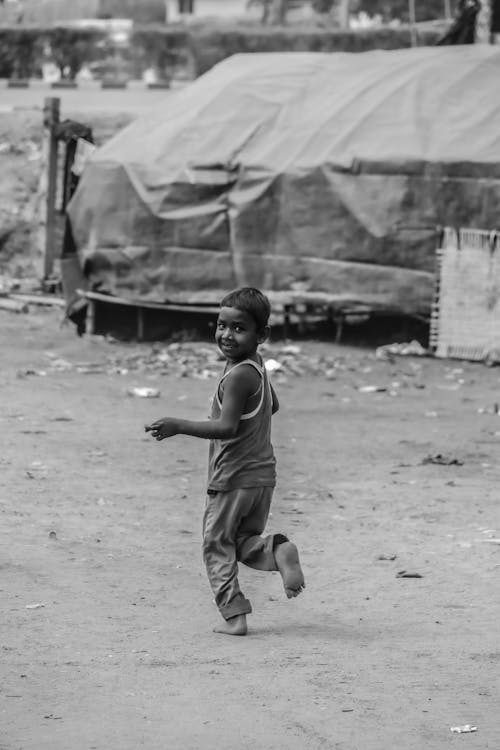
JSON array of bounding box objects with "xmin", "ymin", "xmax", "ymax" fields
[{"xmin": 0, "ymin": 79, "xmax": 182, "ymax": 114}]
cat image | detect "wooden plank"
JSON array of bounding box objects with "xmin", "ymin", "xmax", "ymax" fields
[
  {"xmin": 75, "ymin": 289, "xmax": 417, "ymax": 333},
  {"xmin": 0, "ymin": 297, "xmax": 29, "ymax": 313},
  {"xmin": 76, "ymin": 289, "xmax": 221, "ymax": 314},
  {"xmin": 42, "ymin": 97, "xmax": 60, "ymax": 280},
  {"xmin": 76, "ymin": 288, "xmax": 394, "ymax": 315},
  {"xmin": 9, "ymin": 293, "xmax": 65, "ymax": 308}
]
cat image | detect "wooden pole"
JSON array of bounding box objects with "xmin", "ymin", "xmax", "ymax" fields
[
  {"xmin": 42, "ymin": 97, "xmax": 60, "ymax": 281},
  {"xmin": 444, "ymin": 0, "xmax": 452, "ymax": 19},
  {"xmin": 409, "ymin": 0, "xmax": 418, "ymax": 46}
]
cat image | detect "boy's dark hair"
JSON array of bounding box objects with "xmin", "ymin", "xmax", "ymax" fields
[{"xmin": 220, "ymin": 287, "xmax": 271, "ymax": 331}]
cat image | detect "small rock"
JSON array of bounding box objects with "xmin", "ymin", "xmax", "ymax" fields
[{"xmin": 396, "ymin": 571, "xmax": 423, "ymax": 579}]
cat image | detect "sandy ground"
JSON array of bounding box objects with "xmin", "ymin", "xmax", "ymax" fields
[{"xmin": 1, "ymin": 306, "xmax": 500, "ymax": 750}]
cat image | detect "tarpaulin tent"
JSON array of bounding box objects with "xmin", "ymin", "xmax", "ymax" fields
[{"xmin": 68, "ymin": 45, "xmax": 500, "ymax": 314}]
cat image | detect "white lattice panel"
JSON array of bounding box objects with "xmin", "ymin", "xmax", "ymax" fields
[{"xmin": 430, "ymin": 227, "xmax": 500, "ymax": 361}]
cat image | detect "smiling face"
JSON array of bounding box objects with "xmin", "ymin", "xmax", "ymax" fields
[{"xmin": 215, "ymin": 306, "xmax": 267, "ymax": 363}]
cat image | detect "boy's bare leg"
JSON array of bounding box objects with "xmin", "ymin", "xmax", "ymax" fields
[
  {"xmin": 213, "ymin": 614, "xmax": 248, "ymax": 636},
  {"xmin": 274, "ymin": 541, "xmax": 305, "ymax": 598}
]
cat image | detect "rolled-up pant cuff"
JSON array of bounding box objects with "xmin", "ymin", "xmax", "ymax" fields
[{"xmin": 219, "ymin": 595, "xmax": 252, "ymax": 621}]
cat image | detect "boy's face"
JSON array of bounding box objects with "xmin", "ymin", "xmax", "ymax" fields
[{"xmin": 215, "ymin": 306, "xmax": 268, "ymax": 363}]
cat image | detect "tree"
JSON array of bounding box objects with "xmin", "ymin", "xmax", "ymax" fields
[
  {"xmin": 312, "ymin": 0, "xmax": 335, "ymax": 11},
  {"xmin": 337, "ymin": 0, "xmax": 351, "ymax": 27},
  {"xmin": 248, "ymin": 0, "xmax": 288, "ymax": 24},
  {"xmin": 269, "ymin": 0, "xmax": 288, "ymax": 23}
]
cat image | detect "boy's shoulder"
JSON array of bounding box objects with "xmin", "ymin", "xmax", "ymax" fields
[{"xmin": 222, "ymin": 360, "xmax": 262, "ymax": 392}]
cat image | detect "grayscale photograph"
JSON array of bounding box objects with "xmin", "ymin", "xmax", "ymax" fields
[{"xmin": 1, "ymin": 0, "xmax": 499, "ymax": 747}]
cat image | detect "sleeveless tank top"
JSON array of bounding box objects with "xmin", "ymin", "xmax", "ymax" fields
[{"xmin": 207, "ymin": 356, "xmax": 276, "ymax": 491}]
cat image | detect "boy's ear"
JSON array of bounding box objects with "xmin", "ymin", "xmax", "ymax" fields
[{"xmin": 258, "ymin": 325, "xmax": 270, "ymax": 344}]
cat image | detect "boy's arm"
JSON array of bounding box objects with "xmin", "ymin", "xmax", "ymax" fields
[
  {"xmin": 145, "ymin": 366, "xmax": 258, "ymax": 441},
  {"xmin": 270, "ymin": 382, "xmax": 280, "ymax": 414}
]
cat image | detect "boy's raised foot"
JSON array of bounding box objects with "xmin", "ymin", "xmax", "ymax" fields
[
  {"xmin": 214, "ymin": 614, "xmax": 248, "ymax": 636},
  {"xmin": 275, "ymin": 541, "xmax": 305, "ymax": 598}
]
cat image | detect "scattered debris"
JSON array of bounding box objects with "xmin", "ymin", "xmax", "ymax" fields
[
  {"xmin": 280, "ymin": 344, "xmax": 301, "ymax": 355},
  {"xmin": 477, "ymin": 404, "xmax": 500, "ymax": 415},
  {"xmin": 18, "ymin": 342, "xmax": 363, "ymax": 382},
  {"xmin": 377, "ymin": 554, "xmax": 397, "ymax": 561},
  {"xmin": 422, "ymin": 454, "xmax": 464, "ymax": 466},
  {"xmin": 49, "ymin": 358, "xmax": 73, "ymax": 372},
  {"xmin": 26, "ymin": 603, "xmax": 45, "ymax": 609},
  {"xmin": 0, "ymin": 138, "xmax": 40, "ymax": 158},
  {"xmin": 477, "ymin": 538, "xmax": 500, "ymax": 545},
  {"xmin": 75, "ymin": 364, "xmax": 106, "ymax": 374},
  {"xmin": 484, "ymin": 349, "xmax": 500, "ymax": 367},
  {"xmin": 358, "ymin": 385, "xmax": 387, "ymax": 393},
  {"xmin": 25, "ymin": 460, "xmax": 48, "ymax": 479},
  {"xmin": 0, "ymin": 297, "xmax": 29, "ymax": 314},
  {"xmin": 8, "ymin": 293, "xmax": 65, "ymax": 308},
  {"xmin": 126, "ymin": 387, "xmax": 160, "ymax": 398},
  {"xmin": 396, "ymin": 571, "xmax": 423, "ymax": 578},
  {"xmin": 450, "ymin": 725, "xmax": 477, "ymax": 734},
  {"xmin": 17, "ymin": 368, "xmax": 47, "ymax": 378},
  {"xmin": 87, "ymin": 449, "xmax": 107, "ymax": 459},
  {"xmin": 264, "ymin": 359, "xmax": 282, "ymax": 373},
  {"xmin": 375, "ymin": 340, "xmax": 428, "ymax": 361}
]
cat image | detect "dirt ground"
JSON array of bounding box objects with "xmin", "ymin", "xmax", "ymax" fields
[{"xmin": 1, "ymin": 305, "xmax": 500, "ymax": 750}]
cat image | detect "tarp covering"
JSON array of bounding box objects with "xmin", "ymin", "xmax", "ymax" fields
[{"xmin": 68, "ymin": 45, "xmax": 500, "ymax": 314}]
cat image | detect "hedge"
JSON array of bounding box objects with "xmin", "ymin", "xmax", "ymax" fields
[
  {"xmin": 0, "ymin": 26, "xmax": 108, "ymax": 78},
  {"xmin": 359, "ymin": 0, "xmax": 457, "ymax": 23},
  {"xmin": 130, "ymin": 27, "xmax": 189, "ymax": 81},
  {"xmin": 0, "ymin": 24, "xmax": 443, "ymax": 81},
  {"xmin": 188, "ymin": 25, "xmax": 444, "ymax": 75}
]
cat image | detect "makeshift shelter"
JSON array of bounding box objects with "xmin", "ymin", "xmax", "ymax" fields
[{"xmin": 68, "ymin": 46, "xmax": 500, "ymax": 315}]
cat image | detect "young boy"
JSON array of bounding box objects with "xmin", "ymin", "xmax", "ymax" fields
[{"xmin": 145, "ymin": 287, "xmax": 305, "ymax": 636}]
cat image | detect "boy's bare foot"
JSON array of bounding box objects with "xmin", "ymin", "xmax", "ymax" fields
[
  {"xmin": 275, "ymin": 541, "xmax": 305, "ymax": 598},
  {"xmin": 213, "ymin": 614, "xmax": 248, "ymax": 636}
]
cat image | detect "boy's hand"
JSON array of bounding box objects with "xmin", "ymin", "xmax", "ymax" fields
[{"xmin": 144, "ymin": 418, "xmax": 179, "ymax": 440}]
